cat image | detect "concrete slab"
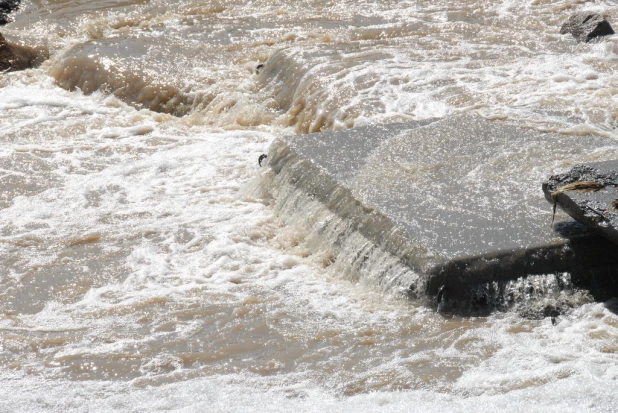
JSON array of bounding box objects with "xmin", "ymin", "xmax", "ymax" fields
[
  {"xmin": 266, "ymin": 115, "xmax": 618, "ymax": 310},
  {"xmin": 543, "ymin": 160, "xmax": 618, "ymax": 245}
]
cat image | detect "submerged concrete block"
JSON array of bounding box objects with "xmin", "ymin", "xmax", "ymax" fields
[
  {"xmin": 265, "ymin": 115, "xmax": 618, "ymax": 311},
  {"xmin": 543, "ymin": 160, "xmax": 618, "ymax": 246}
]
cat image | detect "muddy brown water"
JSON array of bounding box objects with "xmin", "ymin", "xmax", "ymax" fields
[{"xmin": 0, "ymin": 0, "xmax": 618, "ymax": 411}]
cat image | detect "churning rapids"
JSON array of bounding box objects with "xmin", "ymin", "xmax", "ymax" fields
[{"xmin": 1, "ymin": 0, "xmax": 618, "ymax": 411}]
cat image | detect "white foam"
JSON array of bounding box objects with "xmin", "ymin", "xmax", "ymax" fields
[
  {"xmin": 1, "ymin": 363, "xmax": 618, "ymax": 413},
  {"xmin": 1, "ymin": 0, "xmax": 618, "ymax": 410}
]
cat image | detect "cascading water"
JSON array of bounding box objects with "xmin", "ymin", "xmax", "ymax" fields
[
  {"xmin": 467, "ymin": 273, "xmax": 592, "ymax": 317},
  {"xmin": 1, "ymin": 0, "xmax": 618, "ymax": 411}
]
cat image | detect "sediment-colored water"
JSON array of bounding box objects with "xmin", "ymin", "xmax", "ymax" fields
[{"xmin": 1, "ymin": 0, "xmax": 618, "ymax": 411}]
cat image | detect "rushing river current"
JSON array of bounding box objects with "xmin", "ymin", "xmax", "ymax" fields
[{"xmin": 1, "ymin": 0, "xmax": 618, "ymax": 411}]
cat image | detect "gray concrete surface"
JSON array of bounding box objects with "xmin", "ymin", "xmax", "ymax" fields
[{"xmin": 267, "ymin": 115, "xmax": 618, "ymax": 308}]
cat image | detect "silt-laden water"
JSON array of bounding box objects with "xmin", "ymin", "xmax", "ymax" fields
[{"xmin": 1, "ymin": 0, "xmax": 618, "ymax": 411}]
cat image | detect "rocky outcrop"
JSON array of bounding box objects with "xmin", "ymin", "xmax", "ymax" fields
[
  {"xmin": 560, "ymin": 12, "xmax": 614, "ymax": 43},
  {"xmin": 543, "ymin": 160, "xmax": 618, "ymax": 246},
  {"xmin": 0, "ymin": 0, "xmax": 20, "ymax": 26},
  {"xmin": 0, "ymin": 31, "xmax": 41, "ymax": 71},
  {"xmin": 0, "ymin": 32, "xmax": 24, "ymax": 71}
]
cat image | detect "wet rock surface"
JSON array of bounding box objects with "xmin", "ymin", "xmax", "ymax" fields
[
  {"xmin": 266, "ymin": 115, "xmax": 618, "ymax": 313},
  {"xmin": 0, "ymin": 31, "xmax": 41, "ymax": 71},
  {"xmin": 0, "ymin": 32, "xmax": 23, "ymax": 71},
  {"xmin": 0, "ymin": 0, "xmax": 20, "ymax": 26},
  {"xmin": 543, "ymin": 160, "xmax": 618, "ymax": 246},
  {"xmin": 560, "ymin": 12, "xmax": 614, "ymax": 43}
]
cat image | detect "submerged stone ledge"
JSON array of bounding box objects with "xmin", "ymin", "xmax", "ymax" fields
[
  {"xmin": 0, "ymin": 32, "xmax": 42, "ymax": 71},
  {"xmin": 264, "ymin": 115, "xmax": 618, "ymax": 313}
]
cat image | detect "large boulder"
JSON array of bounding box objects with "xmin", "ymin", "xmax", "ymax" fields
[
  {"xmin": 560, "ymin": 12, "xmax": 614, "ymax": 43},
  {"xmin": 0, "ymin": 0, "xmax": 20, "ymax": 26}
]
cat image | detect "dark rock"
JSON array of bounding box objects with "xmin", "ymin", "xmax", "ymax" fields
[
  {"xmin": 436, "ymin": 285, "xmax": 447, "ymax": 304},
  {"xmin": 0, "ymin": 0, "xmax": 20, "ymax": 26},
  {"xmin": 258, "ymin": 153, "xmax": 268, "ymax": 167},
  {"xmin": 543, "ymin": 160, "xmax": 618, "ymax": 246},
  {"xmin": 0, "ymin": 29, "xmax": 45, "ymax": 72},
  {"xmin": 560, "ymin": 12, "xmax": 614, "ymax": 43},
  {"xmin": 0, "ymin": 32, "xmax": 23, "ymax": 71},
  {"xmin": 0, "ymin": 0, "xmax": 20, "ymax": 12}
]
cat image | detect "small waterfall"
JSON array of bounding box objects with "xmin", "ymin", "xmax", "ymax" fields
[
  {"xmin": 462, "ymin": 272, "xmax": 593, "ymax": 318},
  {"xmin": 253, "ymin": 166, "xmax": 427, "ymax": 301},
  {"xmin": 251, "ymin": 138, "xmax": 605, "ymax": 318},
  {"xmin": 253, "ymin": 163, "xmax": 598, "ymax": 318}
]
